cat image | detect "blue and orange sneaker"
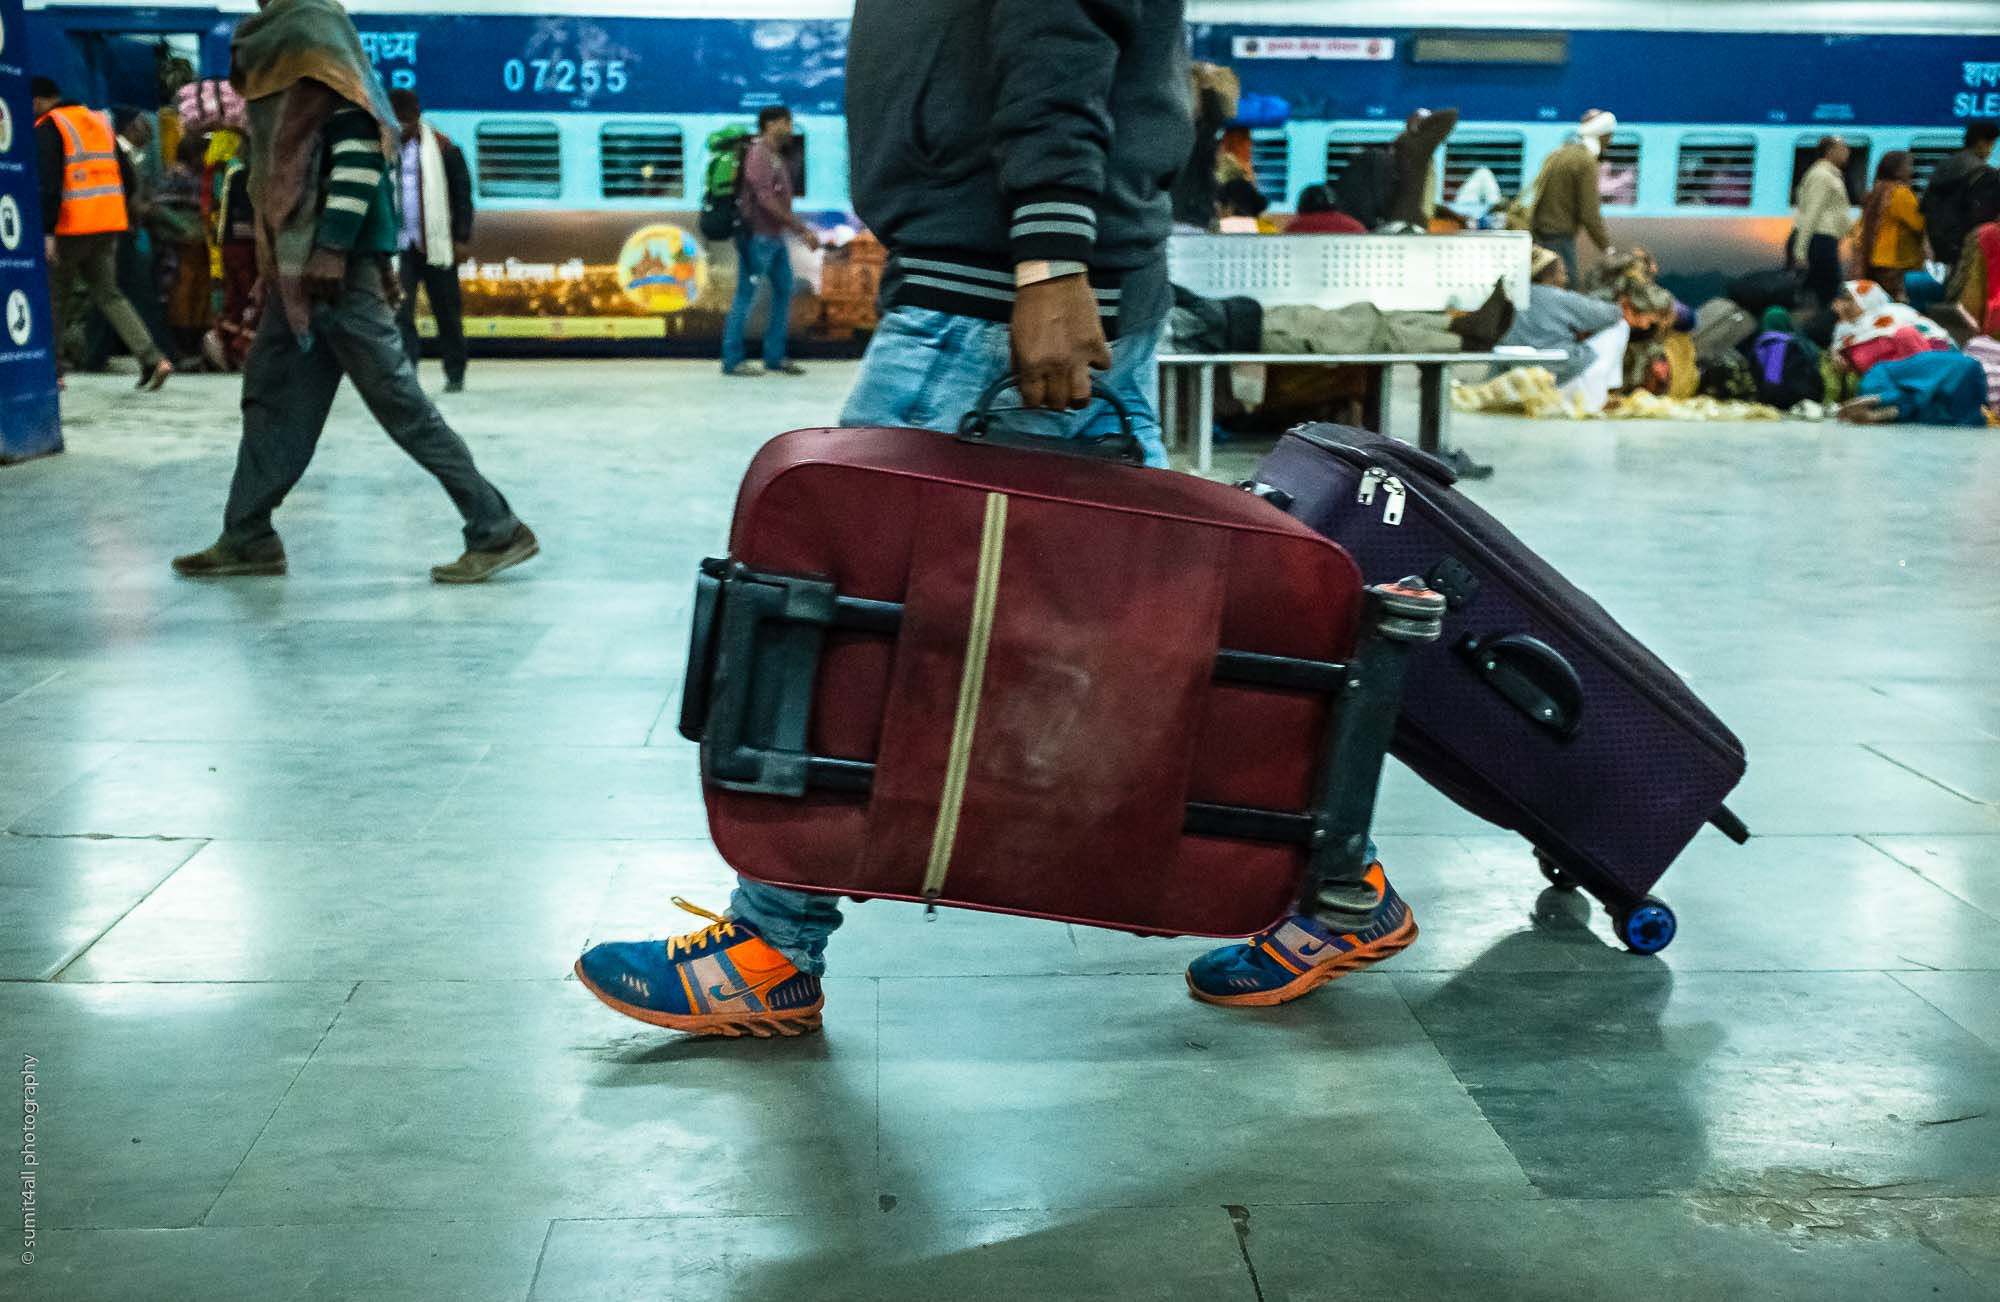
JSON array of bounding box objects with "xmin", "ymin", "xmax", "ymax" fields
[
  {"xmin": 1185, "ymin": 863, "xmax": 1417, "ymax": 1007},
  {"xmin": 574, "ymin": 898, "xmax": 824, "ymax": 1038}
]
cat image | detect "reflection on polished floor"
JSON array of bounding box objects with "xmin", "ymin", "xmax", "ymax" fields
[{"xmin": 3, "ymin": 361, "xmax": 1999, "ymax": 1301}]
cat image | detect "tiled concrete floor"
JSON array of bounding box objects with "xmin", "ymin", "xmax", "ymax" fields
[{"xmin": 3, "ymin": 360, "xmax": 1998, "ymax": 1301}]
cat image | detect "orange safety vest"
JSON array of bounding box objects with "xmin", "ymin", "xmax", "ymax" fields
[{"xmin": 38, "ymin": 105, "xmax": 129, "ymax": 236}]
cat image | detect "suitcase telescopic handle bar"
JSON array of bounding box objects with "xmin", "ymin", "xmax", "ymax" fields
[{"xmin": 680, "ymin": 559, "xmax": 1446, "ymax": 917}]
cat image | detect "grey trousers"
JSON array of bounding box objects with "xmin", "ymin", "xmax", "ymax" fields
[
  {"xmin": 222, "ymin": 257, "xmax": 518, "ymax": 550},
  {"xmin": 1536, "ymin": 233, "xmax": 1579, "ymax": 284},
  {"xmin": 52, "ymin": 232, "xmax": 163, "ymax": 372}
]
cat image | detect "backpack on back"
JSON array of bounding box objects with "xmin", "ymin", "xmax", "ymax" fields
[{"xmin": 699, "ymin": 126, "xmax": 754, "ymax": 242}]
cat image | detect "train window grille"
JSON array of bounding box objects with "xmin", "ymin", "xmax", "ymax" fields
[
  {"xmin": 1790, "ymin": 134, "xmax": 1871, "ymax": 206},
  {"xmin": 1599, "ymin": 134, "xmax": 1641, "ymax": 207},
  {"xmin": 476, "ymin": 122, "xmax": 562, "ymax": 200},
  {"xmin": 1442, "ymin": 135, "xmax": 1525, "ymax": 200},
  {"xmin": 601, "ymin": 124, "xmax": 685, "ymax": 200},
  {"xmin": 1908, "ymin": 136, "xmax": 1962, "ymax": 192},
  {"xmin": 1675, "ymin": 136, "xmax": 1757, "ymax": 208},
  {"xmin": 1250, "ymin": 129, "xmax": 1290, "ymax": 207}
]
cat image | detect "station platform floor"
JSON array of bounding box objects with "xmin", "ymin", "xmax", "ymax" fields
[{"xmin": 3, "ymin": 359, "xmax": 1999, "ymax": 1301}]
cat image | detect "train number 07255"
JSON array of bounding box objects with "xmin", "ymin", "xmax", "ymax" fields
[{"xmin": 501, "ymin": 59, "xmax": 629, "ymax": 96}]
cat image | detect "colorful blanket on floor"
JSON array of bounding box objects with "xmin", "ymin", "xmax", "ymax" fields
[{"xmin": 1454, "ymin": 366, "xmax": 1785, "ymax": 421}]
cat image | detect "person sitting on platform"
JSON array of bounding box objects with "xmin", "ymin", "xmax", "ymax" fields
[
  {"xmin": 1285, "ymin": 184, "xmax": 1365, "ymax": 235},
  {"xmin": 1494, "ymin": 245, "xmax": 1630, "ymax": 413}
]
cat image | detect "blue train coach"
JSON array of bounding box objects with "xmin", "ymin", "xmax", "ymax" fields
[{"xmin": 23, "ymin": 0, "xmax": 2000, "ymax": 350}]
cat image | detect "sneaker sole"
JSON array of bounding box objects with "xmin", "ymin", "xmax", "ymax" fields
[
  {"xmin": 172, "ymin": 560, "xmax": 287, "ymax": 578},
  {"xmin": 1187, "ymin": 914, "xmax": 1419, "ymax": 1008},
  {"xmin": 431, "ymin": 539, "xmax": 540, "ymax": 585},
  {"xmin": 572, "ymin": 959, "xmax": 823, "ymax": 1038}
]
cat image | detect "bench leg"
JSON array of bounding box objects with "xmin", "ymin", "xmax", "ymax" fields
[
  {"xmin": 1417, "ymin": 363, "xmax": 1445, "ymax": 454},
  {"xmin": 1362, "ymin": 366, "xmax": 1385, "ymax": 433},
  {"xmin": 1160, "ymin": 364, "xmax": 1180, "ymax": 451},
  {"xmin": 1420, "ymin": 362, "xmax": 1494, "ymax": 480},
  {"xmin": 1196, "ymin": 364, "xmax": 1215, "ymax": 474}
]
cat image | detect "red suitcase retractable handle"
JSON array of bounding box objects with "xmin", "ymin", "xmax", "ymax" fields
[
  {"xmin": 680, "ymin": 556, "xmax": 1448, "ymax": 929},
  {"xmin": 1296, "ymin": 581, "xmax": 1448, "ymax": 923}
]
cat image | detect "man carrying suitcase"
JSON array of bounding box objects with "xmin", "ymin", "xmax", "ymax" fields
[{"xmin": 576, "ymin": 0, "xmax": 1418, "ymax": 1036}]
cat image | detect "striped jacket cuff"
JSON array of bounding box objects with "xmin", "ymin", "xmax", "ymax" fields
[{"xmin": 1008, "ymin": 189, "xmax": 1098, "ymax": 264}]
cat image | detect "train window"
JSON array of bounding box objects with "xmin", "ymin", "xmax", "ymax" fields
[
  {"xmin": 1675, "ymin": 136, "xmax": 1756, "ymax": 208},
  {"xmin": 1909, "ymin": 135, "xmax": 1964, "ymax": 191},
  {"xmin": 476, "ymin": 121, "xmax": 562, "ymax": 200},
  {"xmin": 601, "ymin": 125, "xmax": 685, "ymax": 200},
  {"xmin": 1443, "ymin": 134, "xmax": 1525, "ymax": 198},
  {"xmin": 1790, "ymin": 134, "xmax": 1871, "ymax": 205},
  {"xmin": 1250, "ymin": 129, "xmax": 1290, "ymax": 208},
  {"xmin": 1599, "ymin": 134, "xmax": 1640, "ymax": 207}
]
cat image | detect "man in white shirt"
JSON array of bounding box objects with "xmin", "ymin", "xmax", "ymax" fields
[{"xmin": 1792, "ymin": 135, "xmax": 1853, "ymax": 309}]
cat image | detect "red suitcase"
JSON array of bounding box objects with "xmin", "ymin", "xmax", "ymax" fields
[{"xmin": 678, "ymin": 413, "xmax": 1444, "ymax": 937}]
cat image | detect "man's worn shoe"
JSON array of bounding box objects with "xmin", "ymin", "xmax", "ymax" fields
[
  {"xmin": 443, "ymin": 378, "xmax": 465, "ymax": 394},
  {"xmin": 431, "ymin": 524, "xmax": 539, "ymax": 584},
  {"xmin": 171, "ymin": 538, "xmax": 287, "ymax": 578},
  {"xmin": 1186, "ymin": 863, "xmax": 1417, "ymax": 1007},
  {"xmin": 575, "ymin": 898, "xmax": 824, "ymax": 1038}
]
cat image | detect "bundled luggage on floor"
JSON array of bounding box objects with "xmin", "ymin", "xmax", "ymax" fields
[
  {"xmin": 1747, "ymin": 330, "xmax": 1824, "ymax": 410},
  {"xmin": 677, "ymin": 386, "xmax": 1446, "ymax": 937},
  {"xmin": 1250, "ymin": 427, "xmax": 1749, "ymax": 952}
]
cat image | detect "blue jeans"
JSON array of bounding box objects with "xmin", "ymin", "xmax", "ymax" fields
[
  {"xmin": 727, "ymin": 306, "xmax": 1166, "ymax": 972},
  {"xmin": 720, "ymin": 234, "xmax": 795, "ymax": 372}
]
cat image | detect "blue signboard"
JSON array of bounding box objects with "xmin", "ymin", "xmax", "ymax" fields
[{"xmin": 0, "ymin": 0, "xmax": 60, "ymax": 463}]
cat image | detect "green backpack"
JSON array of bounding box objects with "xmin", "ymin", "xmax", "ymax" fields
[{"xmin": 699, "ymin": 126, "xmax": 754, "ymax": 241}]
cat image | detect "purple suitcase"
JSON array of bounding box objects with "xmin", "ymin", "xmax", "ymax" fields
[{"xmin": 1252, "ymin": 426, "xmax": 1748, "ymax": 953}]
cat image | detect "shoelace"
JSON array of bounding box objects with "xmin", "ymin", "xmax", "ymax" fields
[{"xmin": 662, "ymin": 896, "xmax": 738, "ymax": 960}]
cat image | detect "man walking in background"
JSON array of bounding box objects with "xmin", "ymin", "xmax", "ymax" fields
[
  {"xmin": 172, "ymin": 0, "xmax": 535, "ymax": 584},
  {"xmin": 577, "ymin": 0, "xmax": 1420, "ymax": 1039},
  {"xmin": 1530, "ymin": 109, "xmax": 1618, "ymax": 282},
  {"xmin": 82, "ymin": 107, "xmax": 172, "ymax": 373},
  {"xmin": 720, "ymin": 105, "xmax": 817, "ymax": 377},
  {"xmin": 32, "ymin": 77, "xmax": 173, "ymax": 389},
  {"xmin": 389, "ymin": 88, "xmax": 474, "ymax": 393}
]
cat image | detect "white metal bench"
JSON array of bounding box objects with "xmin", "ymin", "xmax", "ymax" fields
[{"xmin": 1160, "ymin": 232, "xmax": 1565, "ymax": 473}]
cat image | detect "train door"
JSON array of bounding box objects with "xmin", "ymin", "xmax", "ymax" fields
[{"xmin": 67, "ymin": 29, "xmax": 203, "ymax": 112}]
